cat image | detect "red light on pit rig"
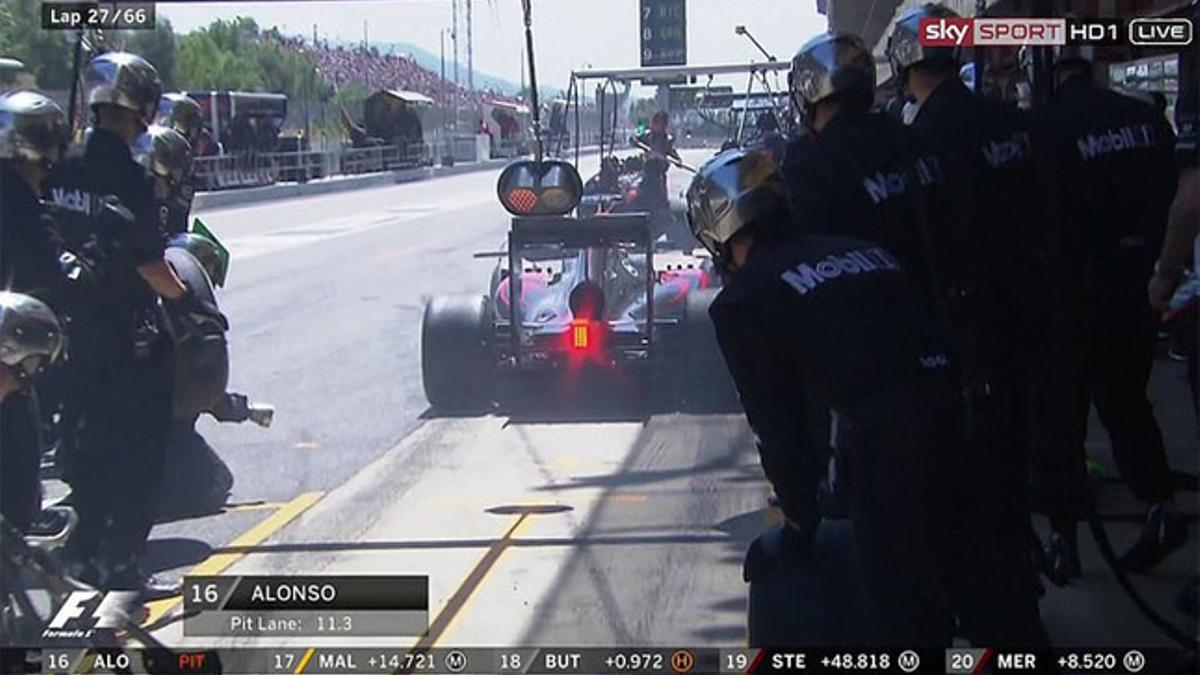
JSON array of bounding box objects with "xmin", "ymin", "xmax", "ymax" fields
[{"xmin": 505, "ymin": 188, "xmax": 539, "ymax": 213}]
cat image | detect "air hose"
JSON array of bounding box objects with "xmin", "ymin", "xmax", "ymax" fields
[{"xmin": 1081, "ymin": 484, "xmax": 1198, "ymax": 651}]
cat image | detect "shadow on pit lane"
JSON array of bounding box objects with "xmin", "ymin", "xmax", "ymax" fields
[
  {"xmin": 692, "ymin": 624, "xmax": 747, "ymax": 642},
  {"xmin": 143, "ymin": 537, "xmax": 213, "ymax": 575},
  {"xmin": 713, "ymin": 508, "xmax": 773, "ymax": 543},
  {"xmin": 419, "ymin": 377, "xmax": 663, "ymax": 425},
  {"xmin": 531, "ymin": 453, "xmax": 746, "ymax": 492},
  {"xmin": 419, "ymin": 362, "xmax": 745, "ymax": 423},
  {"xmin": 196, "ymin": 532, "xmax": 735, "ymax": 557}
]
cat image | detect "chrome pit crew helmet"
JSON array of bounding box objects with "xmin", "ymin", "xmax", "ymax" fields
[
  {"xmin": 1051, "ymin": 43, "xmax": 1098, "ymax": 67},
  {"xmin": 886, "ymin": 3, "xmax": 963, "ymax": 87},
  {"xmin": 1018, "ymin": 41, "xmax": 1096, "ymax": 96},
  {"xmin": 156, "ymin": 93, "xmax": 204, "ymax": 147},
  {"xmin": 686, "ymin": 148, "xmax": 790, "ymax": 271},
  {"xmin": 84, "ymin": 52, "xmax": 162, "ymax": 125},
  {"xmin": 134, "ymin": 124, "xmax": 194, "ymax": 188},
  {"xmin": 0, "ymin": 292, "xmax": 66, "ymax": 383},
  {"xmin": 960, "ymin": 62, "xmax": 977, "ymax": 91},
  {"xmin": 789, "ymin": 32, "xmax": 876, "ymax": 130},
  {"xmin": 1046, "ymin": 42, "xmax": 1098, "ymax": 86},
  {"xmin": 0, "ymin": 90, "xmax": 66, "ymax": 164}
]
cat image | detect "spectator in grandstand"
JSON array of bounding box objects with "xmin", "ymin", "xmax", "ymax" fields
[{"xmin": 278, "ymin": 36, "xmax": 523, "ymax": 110}]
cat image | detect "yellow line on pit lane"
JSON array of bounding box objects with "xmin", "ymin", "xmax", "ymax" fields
[
  {"xmin": 411, "ymin": 510, "xmax": 538, "ymax": 651},
  {"xmin": 142, "ymin": 491, "xmax": 324, "ymax": 628}
]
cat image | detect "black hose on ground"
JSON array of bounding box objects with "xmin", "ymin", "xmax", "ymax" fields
[{"xmin": 1082, "ymin": 497, "xmax": 1198, "ymax": 651}]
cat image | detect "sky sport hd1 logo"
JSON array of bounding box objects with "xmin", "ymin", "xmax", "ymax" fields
[
  {"xmin": 41, "ymin": 590, "xmax": 140, "ymax": 640},
  {"xmin": 918, "ymin": 16, "xmax": 1193, "ymax": 48}
]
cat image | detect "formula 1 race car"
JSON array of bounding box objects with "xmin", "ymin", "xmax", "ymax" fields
[
  {"xmin": 579, "ymin": 153, "xmax": 694, "ymax": 250},
  {"xmin": 420, "ymin": 159, "xmax": 737, "ymax": 413}
]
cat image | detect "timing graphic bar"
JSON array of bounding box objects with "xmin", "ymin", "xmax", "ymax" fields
[{"xmin": 0, "ymin": 646, "xmax": 1189, "ymax": 674}]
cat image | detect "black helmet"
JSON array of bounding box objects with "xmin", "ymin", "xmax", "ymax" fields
[
  {"xmin": 790, "ymin": 32, "xmax": 876, "ymax": 118},
  {"xmin": 84, "ymin": 52, "xmax": 162, "ymax": 124},
  {"xmin": 0, "ymin": 90, "xmax": 66, "ymax": 164},
  {"xmin": 686, "ymin": 148, "xmax": 789, "ymax": 268},
  {"xmin": 0, "ymin": 292, "xmax": 65, "ymax": 382},
  {"xmin": 959, "ymin": 62, "xmax": 977, "ymax": 91},
  {"xmin": 886, "ymin": 4, "xmax": 962, "ymax": 80},
  {"xmin": 1051, "ymin": 43, "xmax": 1097, "ymax": 67},
  {"xmin": 134, "ymin": 125, "xmax": 194, "ymax": 186},
  {"xmin": 156, "ymin": 93, "xmax": 204, "ymax": 146}
]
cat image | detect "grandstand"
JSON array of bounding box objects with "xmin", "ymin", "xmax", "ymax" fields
[{"xmin": 270, "ymin": 33, "xmax": 524, "ymax": 109}]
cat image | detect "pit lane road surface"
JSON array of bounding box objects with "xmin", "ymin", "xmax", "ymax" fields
[{"xmin": 144, "ymin": 149, "xmax": 1198, "ymax": 649}]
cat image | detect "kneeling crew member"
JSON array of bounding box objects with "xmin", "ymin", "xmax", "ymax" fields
[{"xmin": 0, "ymin": 294, "xmax": 66, "ymax": 534}]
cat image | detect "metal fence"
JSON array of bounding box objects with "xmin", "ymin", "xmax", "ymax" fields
[
  {"xmin": 193, "ymin": 142, "xmax": 432, "ymax": 191},
  {"xmin": 192, "ymin": 130, "xmax": 609, "ymax": 192}
]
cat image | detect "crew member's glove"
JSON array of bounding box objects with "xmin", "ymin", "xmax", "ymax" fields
[
  {"xmin": 208, "ymin": 392, "xmax": 274, "ymax": 427},
  {"xmin": 743, "ymin": 519, "xmax": 817, "ymax": 583},
  {"xmin": 58, "ymin": 251, "xmax": 98, "ymax": 287}
]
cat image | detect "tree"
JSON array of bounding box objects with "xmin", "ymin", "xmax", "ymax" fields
[
  {"xmin": 177, "ymin": 30, "xmax": 264, "ymax": 90},
  {"xmin": 0, "ymin": 0, "xmax": 75, "ymax": 90},
  {"xmin": 174, "ymin": 17, "xmax": 334, "ymax": 134},
  {"xmin": 333, "ymin": 81, "xmax": 370, "ymax": 117},
  {"xmin": 175, "ymin": 17, "xmax": 325, "ymax": 101},
  {"xmin": 122, "ymin": 19, "xmax": 178, "ymax": 89},
  {"xmin": 0, "ymin": 2, "xmax": 15, "ymax": 55}
]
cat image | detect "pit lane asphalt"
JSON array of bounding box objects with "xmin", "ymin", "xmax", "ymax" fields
[{"xmin": 144, "ymin": 148, "xmax": 1198, "ymax": 650}]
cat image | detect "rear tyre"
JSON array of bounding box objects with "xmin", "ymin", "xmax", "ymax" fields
[
  {"xmin": 421, "ymin": 295, "xmax": 493, "ymax": 412},
  {"xmin": 681, "ymin": 288, "xmax": 740, "ymax": 413}
]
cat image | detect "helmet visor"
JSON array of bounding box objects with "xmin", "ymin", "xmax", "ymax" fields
[
  {"xmin": 0, "ymin": 106, "xmax": 65, "ymax": 163},
  {"xmin": 19, "ymin": 115, "xmax": 65, "ymax": 162}
]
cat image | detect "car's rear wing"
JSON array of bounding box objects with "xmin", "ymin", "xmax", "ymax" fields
[{"xmin": 508, "ymin": 214, "xmax": 650, "ymax": 249}]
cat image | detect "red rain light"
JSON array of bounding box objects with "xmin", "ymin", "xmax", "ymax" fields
[
  {"xmin": 571, "ymin": 319, "xmax": 590, "ymax": 350},
  {"xmin": 506, "ymin": 188, "xmax": 539, "ymax": 213}
]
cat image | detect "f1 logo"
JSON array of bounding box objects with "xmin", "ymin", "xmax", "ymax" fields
[
  {"xmin": 919, "ymin": 17, "xmax": 974, "ymax": 46},
  {"xmin": 46, "ymin": 590, "xmax": 139, "ymax": 630}
]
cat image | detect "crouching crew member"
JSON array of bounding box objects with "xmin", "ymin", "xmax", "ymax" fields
[
  {"xmin": 690, "ymin": 148, "xmax": 979, "ymax": 647},
  {"xmin": 0, "ymin": 293, "xmax": 66, "ymax": 532}
]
